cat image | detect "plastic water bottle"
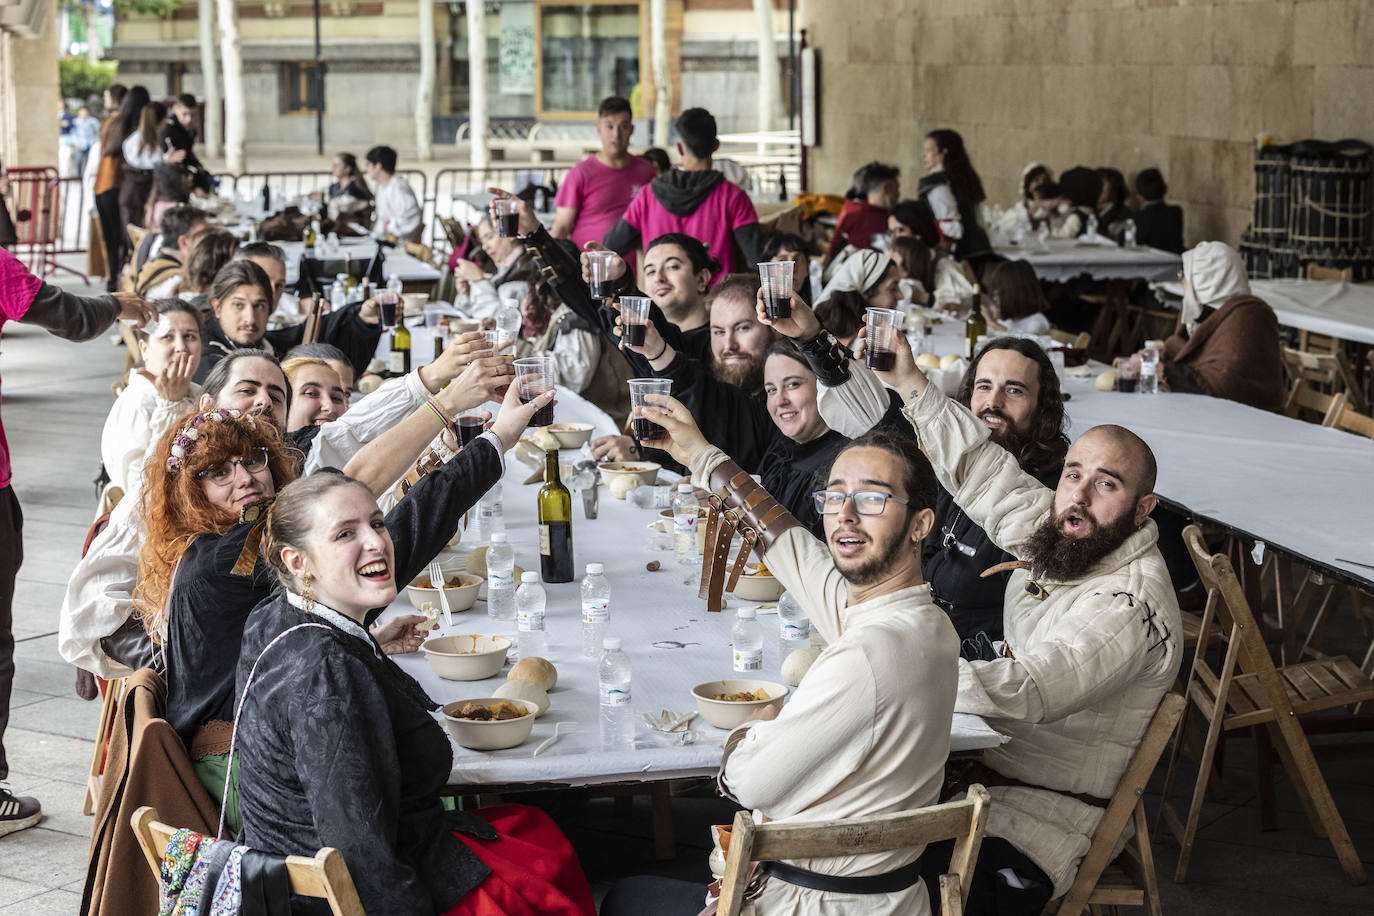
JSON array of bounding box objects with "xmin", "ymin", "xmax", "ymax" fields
[
  {"xmin": 330, "ymin": 275, "xmax": 348, "ymax": 312},
  {"xmin": 1139, "ymin": 339, "xmax": 1161, "ymax": 395},
  {"xmin": 732, "ymin": 607, "xmax": 764, "ymax": 673},
  {"xmin": 580, "ymin": 562, "xmax": 611, "ymax": 659},
  {"xmin": 386, "ymin": 273, "xmax": 403, "ymax": 297},
  {"xmin": 516, "ymin": 572, "xmax": 547, "ymax": 659},
  {"xmin": 472, "ymin": 480, "xmax": 504, "ymax": 543},
  {"xmin": 495, "ymin": 302, "xmax": 522, "ymax": 341},
  {"xmin": 598, "ymin": 636, "xmax": 634, "ymax": 748},
  {"xmin": 486, "ymin": 532, "xmax": 515, "ymax": 621},
  {"xmin": 672, "ymin": 483, "xmax": 699, "ymax": 564},
  {"xmin": 777, "ymin": 591, "xmax": 811, "ymax": 655},
  {"xmin": 1122, "ymin": 219, "xmax": 1138, "ymax": 248}
]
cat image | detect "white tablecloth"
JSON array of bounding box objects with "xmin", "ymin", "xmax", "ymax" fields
[
  {"xmin": 1155, "ymin": 278, "xmax": 1374, "ymax": 345},
  {"xmin": 279, "ymin": 239, "xmax": 441, "ymax": 286},
  {"xmin": 1060, "ymin": 379, "xmax": 1374, "ymax": 587},
  {"xmin": 377, "ymin": 394, "xmax": 1005, "ymax": 787},
  {"xmin": 994, "ymin": 238, "xmax": 1181, "ymax": 283}
]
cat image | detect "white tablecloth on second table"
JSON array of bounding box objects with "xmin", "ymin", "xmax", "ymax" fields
[
  {"xmin": 1060, "ymin": 378, "xmax": 1374, "ymax": 588},
  {"xmin": 377, "ymin": 394, "xmax": 1006, "ymax": 787},
  {"xmin": 994, "ymin": 238, "xmax": 1180, "ymax": 283}
]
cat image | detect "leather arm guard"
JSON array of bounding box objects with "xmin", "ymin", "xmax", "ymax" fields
[
  {"xmin": 697, "ymin": 460, "xmax": 799, "ymax": 613},
  {"xmin": 797, "ymin": 328, "xmax": 853, "ymax": 387}
]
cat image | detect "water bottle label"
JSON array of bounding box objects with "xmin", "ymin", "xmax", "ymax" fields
[
  {"xmin": 602, "ymin": 686, "xmax": 631, "ymax": 707},
  {"xmin": 1141, "ymin": 362, "xmax": 1158, "ymax": 378},
  {"xmin": 582, "ymin": 599, "xmax": 609, "ymax": 623},
  {"xmin": 733, "ymin": 649, "xmax": 763, "ymax": 672},
  {"xmin": 783, "ymin": 622, "xmax": 811, "ymax": 641},
  {"xmin": 518, "ymin": 610, "xmax": 544, "ymax": 631},
  {"xmin": 673, "ymin": 516, "xmax": 696, "ymax": 534},
  {"xmin": 488, "ymin": 572, "xmax": 509, "ymax": 586}
]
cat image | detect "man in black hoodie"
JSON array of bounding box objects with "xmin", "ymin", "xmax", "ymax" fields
[
  {"xmin": 603, "ymin": 107, "xmax": 759, "ymax": 284},
  {"xmin": 160, "ymin": 94, "xmax": 213, "ymax": 195}
]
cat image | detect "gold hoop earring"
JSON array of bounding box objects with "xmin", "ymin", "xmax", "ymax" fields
[{"xmin": 301, "ymin": 576, "xmax": 315, "ymax": 612}]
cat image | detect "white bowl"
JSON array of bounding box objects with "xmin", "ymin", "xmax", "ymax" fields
[
  {"xmin": 600, "ymin": 461, "xmax": 661, "ymax": 497},
  {"xmin": 407, "ymin": 574, "xmax": 480, "ymax": 613},
  {"xmin": 401, "ymin": 292, "xmax": 430, "ymax": 315},
  {"xmin": 730, "ymin": 571, "xmax": 784, "ymax": 602},
  {"xmin": 691, "ymin": 679, "xmax": 788, "ymax": 729},
  {"xmin": 422, "ymin": 634, "xmax": 511, "ymax": 681},
  {"xmin": 543, "ymin": 422, "xmax": 595, "ymax": 449},
  {"xmin": 441, "ymin": 698, "xmax": 536, "ymax": 750}
]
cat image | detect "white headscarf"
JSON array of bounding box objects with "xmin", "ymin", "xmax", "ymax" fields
[
  {"xmin": 818, "ymin": 248, "xmax": 892, "ymax": 304},
  {"xmin": 1180, "ymin": 241, "xmax": 1249, "ymax": 334}
]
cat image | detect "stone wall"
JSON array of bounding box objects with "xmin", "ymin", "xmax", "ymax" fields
[
  {"xmin": 0, "ymin": 0, "xmax": 59, "ymax": 170},
  {"xmin": 798, "ymin": 0, "xmax": 1373, "ymax": 248}
]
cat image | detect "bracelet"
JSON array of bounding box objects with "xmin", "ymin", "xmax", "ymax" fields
[
  {"xmin": 648, "ymin": 341, "xmax": 669, "ymax": 361},
  {"xmin": 425, "ymin": 398, "xmax": 452, "ymax": 428}
]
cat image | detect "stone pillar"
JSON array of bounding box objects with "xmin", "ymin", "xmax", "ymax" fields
[{"xmin": 0, "ymin": 0, "xmax": 61, "ymax": 169}]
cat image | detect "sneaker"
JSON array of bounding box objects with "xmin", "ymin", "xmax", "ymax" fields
[{"xmin": 0, "ymin": 785, "xmax": 41, "ymax": 837}]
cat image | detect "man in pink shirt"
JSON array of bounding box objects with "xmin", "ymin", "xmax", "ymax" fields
[
  {"xmin": 0, "ymin": 249, "xmax": 152, "ymax": 837},
  {"xmin": 551, "ymin": 96, "xmax": 657, "ymax": 266},
  {"xmin": 604, "ymin": 107, "xmax": 759, "ymax": 286}
]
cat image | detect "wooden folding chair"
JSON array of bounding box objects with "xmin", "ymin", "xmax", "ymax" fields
[
  {"xmin": 82, "ymin": 677, "xmax": 127, "ymax": 815},
  {"xmin": 717, "ymin": 786, "xmax": 990, "ymax": 916},
  {"xmin": 131, "ymin": 806, "xmax": 365, "ymax": 916},
  {"xmin": 1281, "ymin": 347, "xmax": 1366, "ymax": 413},
  {"xmin": 1325, "ymin": 400, "xmax": 1374, "ymax": 439},
  {"xmin": 1049, "ymin": 327, "xmax": 1092, "ymax": 349},
  {"xmin": 1300, "ymin": 265, "xmax": 1353, "ymax": 355},
  {"xmin": 1158, "ymin": 525, "xmax": 1374, "ymax": 885},
  {"xmin": 1047, "ymin": 693, "xmax": 1184, "ymax": 916},
  {"xmin": 1282, "ymin": 380, "xmax": 1346, "ymax": 425}
]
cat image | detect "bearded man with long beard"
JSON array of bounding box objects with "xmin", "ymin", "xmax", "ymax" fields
[{"xmin": 864, "ymin": 333, "xmax": 1180, "ymax": 916}]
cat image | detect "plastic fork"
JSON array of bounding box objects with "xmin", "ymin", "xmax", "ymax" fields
[
  {"xmin": 427, "ymin": 559, "xmax": 453, "ymax": 628},
  {"xmin": 532, "ymin": 721, "xmax": 579, "ymax": 757}
]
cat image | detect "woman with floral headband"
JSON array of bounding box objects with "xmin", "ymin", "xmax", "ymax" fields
[{"xmin": 133, "ymin": 381, "xmax": 550, "ymax": 833}]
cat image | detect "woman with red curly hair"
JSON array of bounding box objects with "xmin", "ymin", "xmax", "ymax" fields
[{"xmin": 135, "ymin": 381, "xmax": 549, "ymax": 834}]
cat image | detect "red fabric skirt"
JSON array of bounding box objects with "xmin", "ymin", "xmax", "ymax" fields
[{"xmin": 443, "ymin": 804, "xmax": 596, "ymax": 916}]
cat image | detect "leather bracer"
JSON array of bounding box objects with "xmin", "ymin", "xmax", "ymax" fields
[
  {"xmin": 798, "ymin": 329, "xmax": 853, "ymax": 387},
  {"xmin": 697, "ymin": 460, "xmax": 799, "ymax": 613}
]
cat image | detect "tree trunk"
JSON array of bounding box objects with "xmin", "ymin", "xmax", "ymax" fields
[
  {"xmin": 216, "ymin": 0, "xmax": 244, "ymax": 172},
  {"xmin": 83, "ymin": 1, "xmax": 101, "ymax": 64},
  {"xmin": 415, "ymin": 0, "xmax": 434, "ymax": 160},
  {"xmin": 466, "ymin": 0, "xmax": 487, "ymax": 169},
  {"xmin": 198, "ymin": 0, "xmax": 222, "ymax": 158},
  {"xmin": 752, "ymin": 0, "xmax": 779, "ymax": 156},
  {"xmin": 650, "ymin": 0, "xmax": 670, "ymax": 149}
]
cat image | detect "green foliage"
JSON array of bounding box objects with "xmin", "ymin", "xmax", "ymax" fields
[
  {"xmin": 59, "ymin": 56, "xmax": 119, "ymax": 104},
  {"xmin": 112, "ymin": 0, "xmax": 183, "ymax": 17}
]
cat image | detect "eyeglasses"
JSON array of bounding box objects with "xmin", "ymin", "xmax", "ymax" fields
[
  {"xmin": 196, "ymin": 447, "xmax": 269, "ymax": 483},
  {"xmin": 812, "ymin": 489, "xmax": 910, "ymax": 516}
]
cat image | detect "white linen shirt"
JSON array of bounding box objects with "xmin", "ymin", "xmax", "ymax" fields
[
  {"xmin": 373, "ymin": 175, "xmax": 422, "ymax": 240},
  {"xmin": 688, "ymin": 445, "xmax": 960, "ymax": 916},
  {"xmin": 99, "ymin": 371, "xmax": 203, "ymax": 494},
  {"xmin": 121, "ymin": 131, "xmax": 166, "ymax": 171}
]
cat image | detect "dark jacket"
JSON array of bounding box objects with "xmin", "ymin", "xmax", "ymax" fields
[
  {"xmin": 1133, "ymin": 201, "xmax": 1184, "ymax": 254},
  {"xmin": 192, "ymin": 303, "xmax": 382, "ymax": 383},
  {"xmin": 915, "ymin": 171, "xmax": 991, "ymax": 261},
  {"xmin": 159, "ymin": 119, "xmax": 213, "ymax": 193}
]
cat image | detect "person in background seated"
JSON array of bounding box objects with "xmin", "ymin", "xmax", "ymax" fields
[
  {"xmin": 178, "ymin": 228, "xmax": 238, "ymax": 309},
  {"xmin": 1160, "ymin": 240, "xmax": 1284, "ymax": 411},
  {"xmin": 101, "ymin": 299, "xmax": 204, "ymax": 494},
  {"xmin": 552, "ymin": 95, "xmax": 658, "ymax": 267},
  {"xmin": 760, "ymin": 231, "xmax": 815, "ymax": 306},
  {"xmin": 285, "ymin": 341, "xmax": 357, "ymax": 396},
  {"xmin": 871, "ymin": 332, "xmax": 1180, "ymax": 915},
  {"xmin": 981, "ymin": 259, "xmax": 1051, "ymax": 337},
  {"xmin": 1095, "ymin": 167, "xmax": 1134, "ymax": 242},
  {"xmin": 602, "ymin": 408, "xmax": 957, "ymax": 916},
  {"xmin": 133, "ymin": 204, "xmax": 207, "ymax": 299},
  {"xmin": 1133, "ymin": 168, "xmax": 1184, "ymax": 254},
  {"xmin": 282, "ymin": 357, "xmax": 349, "ymax": 431},
  {"xmin": 366, "ymin": 145, "xmax": 422, "ymax": 242},
  {"xmin": 315, "ymin": 152, "xmax": 374, "ymax": 231},
  {"xmin": 1051, "ymin": 166, "xmax": 1102, "ymax": 239},
  {"xmin": 235, "ymin": 464, "xmax": 595, "ymax": 915},
  {"xmin": 604, "ymin": 107, "xmax": 760, "ymax": 283},
  {"xmin": 237, "ymin": 241, "xmax": 291, "ymax": 315},
  {"xmin": 452, "ymin": 214, "xmax": 533, "ymax": 321},
  {"xmin": 887, "ymin": 199, "xmax": 938, "ymax": 248},
  {"xmin": 814, "ymin": 249, "xmax": 900, "ymax": 346},
  {"xmin": 828, "ymin": 161, "xmax": 899, "ymax": 258},
  {"xmin": 640, "ymin": 147, "xmax": 671, "ymax": 176}
]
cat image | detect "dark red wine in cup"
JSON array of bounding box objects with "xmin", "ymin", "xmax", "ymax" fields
[
  {"xmin": 521, "ymin": 387, "xmax": 555, "ymax": 427},
  {"xmin": 378, "ymin": 299, "xmax": 398, "ymax": 327},
  {"xmin": 590, "ymin": 279, "xmax": 613, "ymax": 300},
  {"xmin": 497, "ymin": 213, "xmax": 519, "ymax": 238},
  {"xmin": 623, "ymin": 322, "xmax": 646, "ymax": 346},
  {"xmin": 866, "ymin": 348, "xmax": 895, "ymax": 371},
  {"xmin": 454, "ymin": 415, "xmax": 484, "ymax": 445},
  {"xmin": 632, "ymin": 417, "xmax": 667, "ymax": 442},
  {"xmin": 764, "ymin": 292, "xmax": 792, "ymax": 319}
]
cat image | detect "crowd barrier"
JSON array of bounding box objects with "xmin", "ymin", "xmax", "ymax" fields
[{"xmin": 6, "ymin": 166, "xmax": 90, "ymax": 281}]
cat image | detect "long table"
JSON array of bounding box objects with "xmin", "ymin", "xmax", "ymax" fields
[
  {"xmin": 1060, "ymin": 378, "xmax": 1374, "ymax": 591},
  {"xmin": 277, "ymin": 239, "xmax": 441, "ymax": 287},
  {"xmin": 1157, "ymin": 278, "xmax": 1374, "ymax": 346},
  {"xmin": 375, "ymin": 392, "xmax": 1006, "ymax": 789},
  {"xmin": 994, "ymin": 238, "xmax": 1181, "ymax": 283}
]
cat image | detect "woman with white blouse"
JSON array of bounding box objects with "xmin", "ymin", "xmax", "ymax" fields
[
  {"xmin": 100, "ymin": 299, "xmax": 204, "ymax": 494},
  {"xmin": 119, "ymin": 102, "xmax": 185, "ymax": 231}
]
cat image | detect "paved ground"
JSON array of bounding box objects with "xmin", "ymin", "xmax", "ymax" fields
[{"xmin": 1, "ymin": 269, "xmax": 1372, "ymax": 913}]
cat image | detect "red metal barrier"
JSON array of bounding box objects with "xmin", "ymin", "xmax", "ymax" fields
[{"xmin": 5, "ymin": 167, "xmax": 88, "ymax": 282}]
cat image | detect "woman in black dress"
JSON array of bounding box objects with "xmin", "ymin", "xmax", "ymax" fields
[
  {"xmin": 915, "ymin": 129, "xmax": 991, "ymax": 262},
  {"xmin": 232, "ymin": 410, "xmax": 594, "ymax": 916}
]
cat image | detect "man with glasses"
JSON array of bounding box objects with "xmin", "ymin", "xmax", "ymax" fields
[{"xmin": 603, "ymin": 395, "xmax": 958, "ymax": 915}]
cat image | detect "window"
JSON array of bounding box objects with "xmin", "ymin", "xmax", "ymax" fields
[
  {"xmin": 536, "ymin": 2, "xmax": 639, "ymax": 117},
  {"xmin": 281, "ymin": 62, "xmax": 324, "ymax": 114}
]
